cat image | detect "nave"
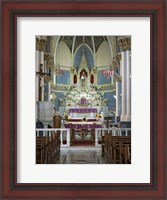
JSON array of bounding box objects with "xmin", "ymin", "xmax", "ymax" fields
[
  {"xmin": 36, "ymin": 130, "xmax": 131, "ymax": 164},
  {"xmin": 36, "ymin": 36, "xmax": 131, "ymax": 165},
  {"xmin": 56, "ymin": 147, "xmax": 105, "ymax": 164}
]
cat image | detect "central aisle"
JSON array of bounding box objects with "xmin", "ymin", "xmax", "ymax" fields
[{"xmin": 56, "ymin": 147, "xmax": 105, "ymax": 164}]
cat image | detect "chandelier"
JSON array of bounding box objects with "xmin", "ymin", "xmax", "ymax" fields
[
  {"xmin": 53, "ymin": 65, "xmax": 64, "ymax": 76},
  {"xmin": 102, "ymin": 65, "xmax": 114, "ymax": 79}
]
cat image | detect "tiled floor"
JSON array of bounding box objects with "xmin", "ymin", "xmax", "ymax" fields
[{"xmin": 56, "ymin": 147, "xmax": 105, "ymax": 164}]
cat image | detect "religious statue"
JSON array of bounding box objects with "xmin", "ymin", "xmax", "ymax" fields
[
  {"xmin": 36, "ymin": 63, "xmax": 47, "ymax": 101},
  {"xmin": 81, "ymin": 71, "xmax": 86, "ymax": 87}
]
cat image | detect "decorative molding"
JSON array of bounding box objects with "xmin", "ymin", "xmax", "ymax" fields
[
  {"xmin": 93, "ymin": 67, "xmax": 97, "ymax": 73},
  {"xmin": 112, "ymin": 53, "xmax": 121, "ymax": 69},
  {"xmin": 70, "ymin": 68, "xmax": 75, "ymax": 74},
  {"xmin": 51, "ymin": 84, "xmax": 69, "ymax": 91},
  {"xmin": 36, "ymin": 36, "xmax": 47, "ymax": 51},
  {"xmin": 98, "ymin": 84, "xmax": 115, "ymax": 91},
  {"xmin": 44, "ymin": 76, "xmax": 52, "ymax": 82},
  {"xmin": 44, "ymin": 52, "xmax": 54, "ymax": 68},
  {"xmin": 117, "ymin": 37, "xmax": 131, "ymax": 52},
  {"xmin": 115, "ymin": 75, "xmax": 122, "ymax": 82}
]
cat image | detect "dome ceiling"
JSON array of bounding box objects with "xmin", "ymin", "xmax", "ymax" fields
[{"xmin": 60, "ymin": 36, "xmax": 107, "ymax": 52}]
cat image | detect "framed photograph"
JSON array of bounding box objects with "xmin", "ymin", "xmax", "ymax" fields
[{"xmin": 1, "ymin": 0, "xmax": 166, "ymax": 199}]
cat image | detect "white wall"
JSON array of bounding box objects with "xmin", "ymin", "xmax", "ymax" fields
[
  {"xmin": 57, "ymin": 41, "xmax": 72, "ymax": 67},
  {"xmin": 96, "ymin": 41, "xmax": 111, "ymax": 67}
]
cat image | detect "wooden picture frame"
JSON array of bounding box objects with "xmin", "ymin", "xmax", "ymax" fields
[{"xmin": 1, "ymin": 0, "xmax": 166, "ymax": 199}]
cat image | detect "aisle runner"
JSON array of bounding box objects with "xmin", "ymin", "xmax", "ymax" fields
[{"xmin": 63, "ymin": 150, "xmax": 99, "ymax": 164}]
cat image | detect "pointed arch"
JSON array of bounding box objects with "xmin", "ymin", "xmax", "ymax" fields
[{"xmin": 74, "ymin": 44, "xmax": 94, "ymax": 71}]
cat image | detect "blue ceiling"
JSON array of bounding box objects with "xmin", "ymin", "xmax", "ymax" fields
[{"xmin": 74, "ymin": 45, "xmax": 94, "ymax": 71}]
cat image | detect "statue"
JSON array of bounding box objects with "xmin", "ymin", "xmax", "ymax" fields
[
  {"xmin": 81, "ymin": 71, "xmax": 86, "ymax": 87},
  {"xmin": 36, "ymin": 63, "xmax": 47, "ymax": 101}
]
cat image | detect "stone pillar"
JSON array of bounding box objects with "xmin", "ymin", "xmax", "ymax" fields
[
  {"xmin": 48, "ymin": 81, "xmax": 51, "ymax": 101},
  {"xmin": 43, "ymin": 123, "xmax": 48, "ymax": 137},
  {"xmin": 95, "ymin": 129, "xmax": 99, "ymax": 147},
  {"xmin": 40, "ymin": 77, "xmax": 45, "ymax": 101},
  {"xmin": 126, "ymin": 50, "xmax": 131, "ymax": 121},
  {"xmin": 40, "ymin": 52, "xmax": 45, "ymax": 101},
  {"xmin": 66, "ymin": 129, "xmax": 70, "ymax": 146},
  {"xmin": 36, "ymin": 36, "xmax": 47, "ymax": 102},
  {"xmin": 116, "ymin": 81, "xmax": 121, "ymax": 117},
  {"xmin": 36, "ymin": 50, "xmax": 40, "ymax": 102},
  {"xmin": 53, "ymin": 74, "xmax": 56, "ymax": 85},
  {"xmin": 40, "ymin": 51, "xmax": 45, "ymax": 72},
  {"xmin": 113, "ymin": 54, "xmax": 122, "ymax": 122},
  {"xmin": 120, "ymin": 51, "xmax": 127, "ymax": 121},
  {"xmin": 44, "ymin": 60, "xmax": 47, "ymax": 73},
  {"xmin": 115, "ymin": 86, "xmax": 119, "ymax": 122},
  {"xmin": 118, "ymin": 37, "xmax": 131, "ymax": 122},
  {"xmin": 44, "ymin": 53, "xmax": 54, "ymax": 101}
]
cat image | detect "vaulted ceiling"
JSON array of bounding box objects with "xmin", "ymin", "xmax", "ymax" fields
[{"xmin": 60, "ymin": 36, "xmax": 107, "ymax": 52}]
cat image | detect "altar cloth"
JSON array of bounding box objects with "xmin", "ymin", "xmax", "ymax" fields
[
  {"xmin": 64, "ymin": 123, "xmax": 102, "ymax": 129},
  {"xmin": 69, "ymin": 108, "xmax": 97, "ymax": 113}
]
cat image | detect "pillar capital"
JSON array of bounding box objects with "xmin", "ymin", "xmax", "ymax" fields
[
  {"xmin": 44, "ymin": 76, "xmax": 52, "ymax": 82},
  {"xmin": 44, "ymin": 52, "xmax": 54, "ymax": 68},
  {"xmin": 117, "ymin": 37, "xmax": 131, "ymax": 52},
  {"xmin": 93, "ymin": 67, "xmax": 97, "ymax": 74},
  {"xmin": 36, "ymin": 36, "xmax": 47, "ymax": 51},
  {"xmin": 112, "ymin": 53, "xmax": 121, "ymax": 69},
  {"xmin": 121, "ymin": 114, "xmax": 127, "ymax": 122},
  {"xmin": 115, "ymin": 75, "xmax": 122, "ymax": 82}
]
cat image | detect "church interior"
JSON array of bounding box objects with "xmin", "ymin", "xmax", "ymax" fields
[{"xmin": 36, "ymin": 36, "xmax": 131, "ymax": 164}]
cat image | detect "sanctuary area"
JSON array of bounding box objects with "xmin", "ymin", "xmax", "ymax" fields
[{"xmin": 36, "ymin": 36, "xmax": 131, "ymax": 164}]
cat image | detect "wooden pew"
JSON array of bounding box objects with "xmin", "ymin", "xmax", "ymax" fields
[
  {"xmin": 103, "ymin": 132, "xmax": 131, "ymax": 164},
  {"xmin": 36, "ymin": 131, "xmax": 60, "ymax": 164},
  {"xmin": 119, "ymin": 142, "xmax": 131, "ymax": 164},
  {"xmin": 103, "ymin": 131, "xmax": 110, "ymax": 163},
  {"xmin": 52, "ymin": 131, "xmax": 61, "ymax": 163},
  {"xmin": 36, "ymin": 136, "xmax": 48, "ymax": 164},
  {"xmin": 111, "ymin": 136, "xmax": 131, "ymax": 164}
]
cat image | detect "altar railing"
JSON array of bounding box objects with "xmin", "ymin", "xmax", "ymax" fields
[
  {"xmin": 36, "ymin": 128, "xmax": 131, "ymax": 147},
  {"xmin": 69, "ymin": 108, "xmax": 97, "ymax": 113}
]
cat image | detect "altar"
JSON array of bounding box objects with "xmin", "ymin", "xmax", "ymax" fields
[
  {"xmin": 57, "ymin": 74, "xmax": 109, "ymax": 145},
  {"xmin": 63, "ymin": 107, "xmax": 102, "ymax": 146},
  {"xmin": 57, "ymin": 50, "xmax": 109, "ymax": 145}
]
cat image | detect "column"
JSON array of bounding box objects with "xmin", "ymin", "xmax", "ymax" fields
[
  {"xmin": 43, "ymin": 123, "xmax": 48, "ymax": 136},
  {"xmin": 60, "ymin": 131, "xmax": 63, "ymax": 145},
  {"xmin": 36, "ymin": 50, "xmax": 40, "ymax": 102},
  {"xmin": 95, "ymin": 129, "xmax": 99, "ymax": 147},
  {"xmin": 118, "ymin": 37, "xmax": 131, "ymax": 122},
  {"xmin": 45, "ymin": 53, "xmax": 54, "ymax": 102},
  {"xmin": 115, "ymin": 80, "xmax": 119, "ymax": 123},
  {"xmin": 40, "ymin": 49, "xmax": 45, "ymax": 101},
  {"xmin": 126, "ymin": 50, "xmax": 131, "ymax": 121},
  {"xmin": 66, "ymin": 129, "xmax": 70, "ymax": 146},
  {"xmin": 40, "ymin": 51, "xmax": 44, "ymax": 72},
  {"xmin": 48, "ymin": 81, "xmax": 51, "ymax": 101},
  {"xmin": 121, "ymin": 51, "xmax": 127, "ymax": 121},
  {"xmin": 44, "ymin": 60, "xmax": 47, "ymax": 73},
  {"xmin": 116, "ymin": 81, "xmax": 121, "ymax": 117},
  {"xmin": 54, "ymin": 72, "xmax": 56, "ymax": 85},
  {"xmin": 41, "ymin": 77, "xmax": 45, "ymax": 101},
  {"xmin": 36, "ymin": 36, "xmax": 47, "ymax": 102}
]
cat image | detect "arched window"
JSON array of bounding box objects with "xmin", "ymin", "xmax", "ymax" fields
[
  {"xmin": 73, "ymin": 74, "xmax": 77, "ymax": 84},
  {"xmin": 90, "ymin": 74, "xmax": 94, "ymax": 84}
]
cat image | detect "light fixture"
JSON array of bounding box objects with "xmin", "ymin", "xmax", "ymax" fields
[
  {"xmin": 102, "ymin": 65, "xmax": 114, "ymax": 79},
  {"xmin": 53, "ymin": 65, "xmax": 64, "ymax": 76}
]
